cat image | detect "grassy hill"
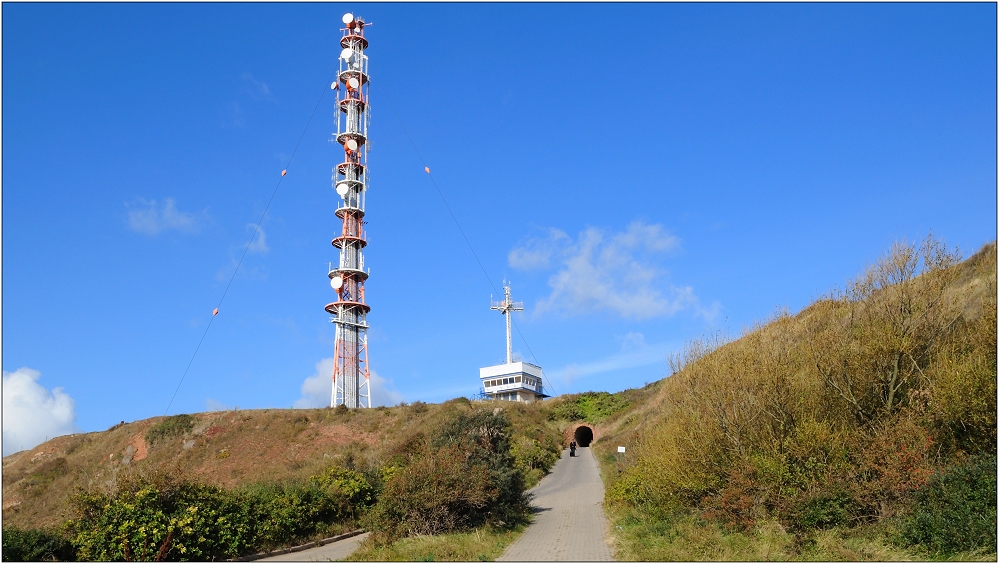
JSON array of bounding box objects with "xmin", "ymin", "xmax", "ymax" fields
[
  {"xmin": 587, "ymin": 237, "xmax": 996, "ymax": 560},
  {"xmin": 2, "ymin": 398, "xmax": 565, "ymax": 560},
  {"xmin": 3, "ymin": 235, "xmax": 994, "ymax": 561}
]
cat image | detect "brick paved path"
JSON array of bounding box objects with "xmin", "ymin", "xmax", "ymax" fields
[{"xmin": 498, "ymin": 447, "xmax": 614, "ymax": 561}]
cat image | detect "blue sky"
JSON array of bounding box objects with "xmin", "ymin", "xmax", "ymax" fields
[{"xmin": 3, "ymin": 3, "xmax": 995, "ymax": 454}]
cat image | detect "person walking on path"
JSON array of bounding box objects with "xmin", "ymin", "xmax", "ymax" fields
[
  {"xmin": 569, "ymin": 440, "xmax": 577, "ymax": 457},
  {"xmin": 498, "ymin": 446, "xmax": 614, "ymax": 561}
]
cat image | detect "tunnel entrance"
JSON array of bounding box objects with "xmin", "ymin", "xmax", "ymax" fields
[{"xmin": 573, "ymin": 426, "xmax": 593, "ymax": 447}]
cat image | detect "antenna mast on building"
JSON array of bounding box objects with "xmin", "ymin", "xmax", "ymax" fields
[
  {"xmin": 490, "ymin": 282, "xmax": 524, "ymax": 364},
  {"xmin": 480, "ymin": 282, "xmax": 546, "ymax": 403},
  {"xmin": 327, "ymin": 12, "xmax": 372, "ymax": 408}
]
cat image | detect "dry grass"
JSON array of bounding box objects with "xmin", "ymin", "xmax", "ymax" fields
[
  {"xmin": 605, "ymin": 504, "xmax": 978, "ymax": 561},
  {"xmin": 2, "ymin": 399, "xmax": 560, "ymax": 531},
  {"xmin": 345, "ymin": 524, "xmax": 527, "ymax": 562},
  {"xmin": 595, "ymin": 238, "xmax": 997, "ymax": 560}
]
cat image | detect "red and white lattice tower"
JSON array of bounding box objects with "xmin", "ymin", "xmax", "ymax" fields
[{"xmin": 326, "ymin": 12, "xmax": 371, "ymax": 408}]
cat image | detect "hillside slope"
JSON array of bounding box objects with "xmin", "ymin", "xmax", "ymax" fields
[
  {"xmin": 588, "ymin": 238, "xmax": 996, "ymax": 560},
  {"xmin": 4, "ymin": 237, "xmax": 993, "ymax": 561},
  {"xmin": 2, "ymin": 398, "xmax": 561, "ymax": 532}
]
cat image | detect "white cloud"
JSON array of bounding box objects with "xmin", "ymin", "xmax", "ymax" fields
[
  {"xmin": 127, "ymin": 198, "xmax": 207, "ymax": 235},
  {"xmin": 546, "ymin": 334, "xmax": 677, "ymax": 389},
  {"xmin": 2, "ymin": 368, "xmax": 78, "ymax": 456},
  {"xmin": 371, "ymin": 371, "xmax": 405, "ymax": 407},
  {"xmin": 241, "ymin": 72, "xmax": 274, "ymax": 101},
  {"xmin": 511, "ymin": 221, "xmax": 713, "ymax": 320},
  {"xmin": 246, "ymin": 224, "xmax": 269, "ymax": 254},
  {"xmin": 294, "ymin": 358, "xmax": 404, "ymax": 408},
  {"xmin": 620, "ymin": 331, "xmax": 648, "ymax": 352},
  {"xmin": 507, "ymin": 228, "xmax": 570, "ymax": 270},
  {"xmin": 295, "ymin": 358, "xmax": 333, "ymax": 408}
]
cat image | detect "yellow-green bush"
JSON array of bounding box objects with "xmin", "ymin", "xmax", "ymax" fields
[
  {"xmin": 606, "ymin": 237, "xmax": 997, "ymax": 548},
  {"xmin": 66, "ymin": 465, "xmax": 372, "ymax": 561}
]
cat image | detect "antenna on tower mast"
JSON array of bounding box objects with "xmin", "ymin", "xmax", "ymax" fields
[
  {"xmin": 490, "ymin": 281, "xmax": 524, "ymax": 365},
  {"xmin": 326, "ymin": 13, "xmax": 373, "ymax": 409}
]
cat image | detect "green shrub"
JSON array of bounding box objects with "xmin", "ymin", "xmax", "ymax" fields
[
  {"xmin": 310, "ymin": 466, "xmax": 375, "ymax": 512},
  {"xmin": 145, "ymin": 414, "xmax": 195, "ymax": 445},
  {"xmin": 900, "ymin": 454, "xmax": 997, "ymax": 555},
  {"xmin": 546, "ymin": 400, "xmax": 584, "ymax": 422},
  {"xmin": 430, "ymin": 409, "xmax": 530, "ymax": 528},
  {"xmin": 245, "ymin": 481, "xmax": 348, "ymax": 549},
  {"xmin": 510, "ymin": 437, "xmax": 559, "ymax": 475},
  {"xmin": 575, "ymin": 392, "xmax": 631, "ymax": 423},
  {"xmin": 67, "ymin": 466, "xmax": 371, "ymax": 561},
  {"xmin": 546, "ymin": 392, "xmax": 630, "ymax": 424},
  {"xmin": 366, "ymin": 409, "xmax": 530, "ymax": 541},
  {"xmin": 2, "ymin": 527, "xmax": 74, "ymax": 562},
  {"xmin": 68, "ymin": 478, "xmax": 254, "ymax": 561},
  {"xmin": 366, "ymin": 444, "xmax": 498, "ymax": 539},
  {"xmin": 788, "ymin": 490, "xmax": 853, "ymax": 530}
]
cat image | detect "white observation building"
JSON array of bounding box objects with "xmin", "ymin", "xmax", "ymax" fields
[{"xmin": 479, "ymin": 283, "xmax": 548, "ymax": 402}]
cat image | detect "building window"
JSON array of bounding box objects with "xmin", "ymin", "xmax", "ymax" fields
[{"xmin": 515, "ymin": 376, "xmax": 521, "ymax": 383}]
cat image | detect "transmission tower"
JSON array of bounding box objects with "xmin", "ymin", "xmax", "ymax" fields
[{"xmin": 326, "ymin": 12, "xmax": 371, "ymax": 408}]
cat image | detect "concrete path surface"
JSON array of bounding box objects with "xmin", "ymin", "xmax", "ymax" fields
[
  {"xmin": 498, "ymin": 447, "xmax": 614, "ymax": 561},
  {"xmin": 259, "ymin": 532, "xmax": 369, "ymax": 562}
]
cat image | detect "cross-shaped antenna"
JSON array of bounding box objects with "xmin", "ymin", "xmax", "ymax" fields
[{"xmin": 490, "ymin": 282, "xmax": 524, "ymax": 364}]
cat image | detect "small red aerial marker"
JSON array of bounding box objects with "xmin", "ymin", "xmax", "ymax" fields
[
  {"xmin": 281, "ymin": 169, "xmax": 287, "ymax": 177},
  {"xmin": 213, "ymin": 308, "xmax": 219, "ymax": 316},
  {"xmin": 424, "ymin": 167, "xmax": 430, "ymax": 174}
]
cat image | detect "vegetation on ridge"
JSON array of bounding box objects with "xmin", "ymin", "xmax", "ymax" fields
[
  {"xmin": 596, "ymin": 236, "xmax": 997, "ymax": 560},
  {"xmin": 4, "ymin": 234, "xmax": 994, "ymax": 561},
  {"xmin": 2, "ymin": 397, "xmax": 563, "ymax": 561}
]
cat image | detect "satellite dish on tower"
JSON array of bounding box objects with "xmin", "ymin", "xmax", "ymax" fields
[
  {"xmin": 336, "ymin": 183, "xmax": 349, "ymax": 197},
  {"xmin": 346, "ymin": 138, "xmax": 359, "ymax": 151},
  {"xmin": 331, "ymin": 276, "xmax": 343, "ymax": 289},
  {"xmin": 348, "ymin": 77, "xmax": 360, "ymax": 90},
  {"xmin": 342, "ymin": 13, "xmax": 354, "ymax": 24},
  {"xmin": 340, "ymin": 48, "xmax": 354, "ymax": 60}
]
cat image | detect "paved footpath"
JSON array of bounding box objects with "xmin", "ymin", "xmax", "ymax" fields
[
  {"xmin": 259, "ymin": 532, "xmax": 369, "ymax": 562},
  {"xmin": 498, "ymin": 447, "xmax": 614, "ymax": 561}
]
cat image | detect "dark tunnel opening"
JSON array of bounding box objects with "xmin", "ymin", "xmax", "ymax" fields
[{"xmin": 574, "ymin": 426, "xmax": 593, "ymax": 447}]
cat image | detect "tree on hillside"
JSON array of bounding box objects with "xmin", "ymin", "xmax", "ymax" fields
[{"xmin": 808, "ymin": 235, "xmax": 962, "ymax": 425}]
